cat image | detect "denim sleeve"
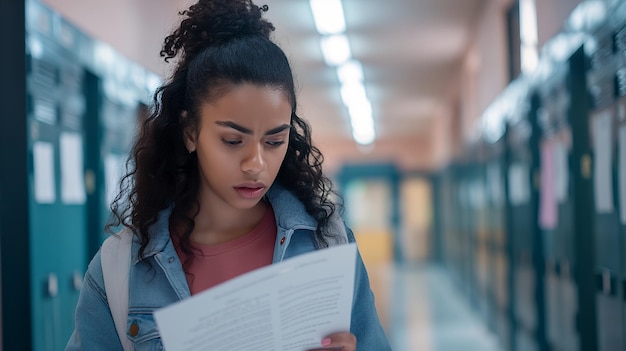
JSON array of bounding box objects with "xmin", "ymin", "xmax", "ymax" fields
[
  {"xmin": 347, "ymin": 228, "xmax": 393, "ymax": 351},
  {"xmin": 65, "ymin": 250, "xmax": 124, "ymax": 351}
]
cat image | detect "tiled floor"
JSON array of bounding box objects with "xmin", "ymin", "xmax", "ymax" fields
[{"xmin": 369, "ymin": 263, "xmax": 504, "ymax": 351}]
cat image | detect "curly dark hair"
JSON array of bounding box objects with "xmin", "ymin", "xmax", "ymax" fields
[{"xmin": 107, "ymin": 0, "xmax": 340, "ymax": 262}]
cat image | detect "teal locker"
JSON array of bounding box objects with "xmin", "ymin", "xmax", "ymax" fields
[
  {"xmin": 24, "ymin": 1, "xmax": 150, "ymax": 348},
  {"xmin": 567, "ymin": 45, "xmax": 598, "ymax": 351},
  {"xmin": 454, "ymin": 164, "xmax": 478, "ymax": 305},
  {"xmin": 26, "ymin": 20, "xmax": 88, "ymax": 351},
  {"xmin": 99, "ymin": 96, "xmax": 139, "ymax": 241},
  {"xmin": 476, "ymin": 161, "xmax": 496, "ymax": 330},
  {"xmin": 444, "ymin": 168, "xmax": 463, "ymax": 285},
  {"xmin": 457, "ymin": 165, "xmax": 474, "ymax": 300},
  {"xmin": 505, "ymin": 93, "xmax": 547, "ymax": 351},
  {"xmin": 614, "ymin": 19, "xmax": 626, "ymax": 351},
  {"xmin": 586, "ymin": 21, "xmax": 625, "ymax": 351},
  {"xmin": 83, "ymin": 71, "xmax": 106, "ymax": 259},
  {"xmin": 466, "ymin": 158, "xmax": 495, "ymax": 329},
  {"xmin": 83, "ymin": 72, "xmax": 139, "ymax": 258},
  {"xmin": 536, "ymin": 64, "xmax": 579, "ymax": 351},
  {"xmin": 436, "ymin": 169, "xmax": 461, "ymax": 278},
  {"xmin": 483, "ymin": 136, "xmax": 512, "ymax": 351},
  {"xmin": 451, "ymin": 167, "xmax": 468, "ymax": 290}
]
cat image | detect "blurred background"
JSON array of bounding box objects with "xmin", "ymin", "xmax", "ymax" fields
[{"xmin": 1, "ymin": 0, "xmax": 626, "ymax": 350}]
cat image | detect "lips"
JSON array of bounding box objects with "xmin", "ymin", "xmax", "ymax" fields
[{"xmin": 234, "ymin": 183, "xmax": 266, "ymax": 199}]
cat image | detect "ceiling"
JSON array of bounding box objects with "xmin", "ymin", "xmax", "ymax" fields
[
  {"xmin": 260, "ymin": 0, "xmax": 486, "ymax": 142},
  {"xmin": 42, "ymin": 0, "xmax": 488, "ymax": 170}
]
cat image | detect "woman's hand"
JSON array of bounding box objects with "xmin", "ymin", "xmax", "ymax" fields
[{"xmin": 307, "ymin": 332, "xmax": 357, "ymax": 351}]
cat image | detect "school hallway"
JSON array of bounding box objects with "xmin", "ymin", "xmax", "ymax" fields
[
  {"xmin": 5, "ymin": 0, "xmax": 626, "ymax": 349},
  {"xmin": 370, "ymin": 263, "xmax": 503, "ymax": 351}
]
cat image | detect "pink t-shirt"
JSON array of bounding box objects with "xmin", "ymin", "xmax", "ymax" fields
[{"xmin": 175, "ymin": 207, "xmax": 277, "ymax": 295}]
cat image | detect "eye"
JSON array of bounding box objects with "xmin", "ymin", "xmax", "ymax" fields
[
  {"xmin": 266, "ymin": 140, "xmax": 285, "ymax": 147},
  {"xmin": 222, "ymin": 139, "xmax": 242, "ymax": 146}
]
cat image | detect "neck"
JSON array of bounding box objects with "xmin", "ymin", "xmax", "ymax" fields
[{"xmin": 189, "ymin": 198, "xmax": 268, "ymax": 246}]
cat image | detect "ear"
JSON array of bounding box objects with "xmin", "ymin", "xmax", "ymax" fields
[{"xmin": 181, "ymin": 110, "xmax": 197, "ymax": 153}]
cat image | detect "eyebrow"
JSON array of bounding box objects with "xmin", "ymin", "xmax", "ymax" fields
[{"xmin": 215, "ymin": 121, "xmax": 292, "ymax": 135}]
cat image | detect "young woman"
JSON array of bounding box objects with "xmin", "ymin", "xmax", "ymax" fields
[{"xmin": 66, "ymin": 0, "xmax": 391, "ymax": 350}]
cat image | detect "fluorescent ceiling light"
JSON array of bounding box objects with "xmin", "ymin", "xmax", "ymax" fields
[
  {"xmin": 320, "ymin": 34, "xmax": 352, "ymax": 66},
  {"xmin": 520, "ymin": 0, "xmax": 538, "ymax": 45},
  {"xmin": 340, "ymin": 81, "xmax": 368, "ymax": 106},
  {"xmin": 352, "ymin": 123, "xmax": 376, "ymax": 145},
  {"xmin": 310, "ymin": 0, "xmax": 376, "ymax": 146},
  {"xmin": 348, "ymin": 101, "xmax": 375, "ymax": 145},
  {"xmin": 519, "ymin": 0, "xmax": 538, "ymax": 74},
  {"xmin": 568, "ymin": 1, "xmax": 606, "ymax": 31},
  {"xmin": 348, "ymin": 100, "xmax": 373, "ymax": 123},
  {"xmin": 337, "ymin": 60, "xmax": 364, "ymax": 83},
  {"xmin": 309, "ymin": 0, "xmax": 346, "ymax": 35}
]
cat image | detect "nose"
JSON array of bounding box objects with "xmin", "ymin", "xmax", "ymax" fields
[{"xmin": 241, "ymin": 142, "xmax": 265, "ymax": 175}]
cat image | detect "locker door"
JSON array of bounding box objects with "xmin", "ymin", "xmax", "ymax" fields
[
  {"xmin": 485, "ymin": 142, "xmax": 512, "ymax": 350},
  {"xmin": 27, "ymin": 47, "xmax": 88, "ymax": 351},
  {"xmin": 586, "ymin": 24, "xmax": 625, "ymax": 350},
  {"xmin": 590, "ymin": 87, "xmax": 624, "ymax": 351},
  {"xmin": 471, "ymin": 161, "xmax": 493, "ymax": 327},
  {"xmin": 617, "ymin": 94, "xmax": 626, "ymax": 351},
  {"xmin": 567, "ymin": 45, "xmax": 598, "ymax": 351},
  {"xmin": 537, "ymin": 68, "xmax": 579, "ymax": 351},
  {"xmin": 25, "ymin": 5, "xmax": 94, "ymax": 349},
  {"xmin": 474, "ymin": 160, "xmax": 497, "ymax": 328},
  {"xmin": 506, "ymin": 95, "xmax": 546, "ymax": 351},
  {"xmin": 83, "ymin": 74, "xmax": 139, "ymax": 258},
  {"xmin": 614, "ymin": 22, "xmax": 626, "ymax": 351},
  {"xmin": 437, "ymin": 169, "xmax": 462, "ymax": 282},
  {"xmin": 457, "ymin": 167, "xmax": 478, "ymax": 305},
  {"xmin": 448, "ymin": 172, "xmax": 463, "ymax": 289}
]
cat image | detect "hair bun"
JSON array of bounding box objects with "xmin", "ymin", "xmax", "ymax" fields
[{"xmin": 161, "ymin": 0, "xmax": 274, "ymax": 62}]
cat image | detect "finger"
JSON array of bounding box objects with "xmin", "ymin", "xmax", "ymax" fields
[{"xmin": 317, "ymin": 332, "xmax": 356, "ymax": 351}]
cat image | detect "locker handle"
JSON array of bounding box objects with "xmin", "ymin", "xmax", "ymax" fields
[
  {"xmin": 47, "ymin": 273, "xmax": 58, "ymax": 297},
  {"xmin": 580, "ymin": 154, "xmax": 591, "ymax": 179},
  {"xmin": 85, "ymin": 169, "xmax": 95, "ymax": 195},
  {"xmin": 596, "ymin": 270, "xmax": 616, "ymax": 296}
]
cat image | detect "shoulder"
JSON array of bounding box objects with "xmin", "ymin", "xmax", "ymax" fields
[
  {"xmin": 82, "ymin": 248, "xmax": 107, "ymax": 301},
  {"xmin": 85, "ymin": 230, "xmax": 135, "ymax": 300}
]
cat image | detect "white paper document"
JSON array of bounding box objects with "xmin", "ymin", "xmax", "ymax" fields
[
  {"xmin": 508, "ymin": 162, "xmax": 530, "ymax": 206},
  {"xmin": 154, "ymin": 243, "xmax": 357, "ymax": 351},
  {"xmin": 33, "ymin": 141, "xmax": 56, "ymax": 204},
  {"xmin": 592, "ymin": 109, "xmax": 614, "ymax": 213},
  {"xmin": 60, "ymin": 132, "xmax": 86, "ymax": 204},
  {"xmin": 619, "ymin": 125, "xmax": 626, "ymax": 224}
]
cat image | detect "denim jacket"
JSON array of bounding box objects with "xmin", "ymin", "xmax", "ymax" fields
[{"xmin": 66, "ymin": 185, "xmax": 392, "ymax": 350}]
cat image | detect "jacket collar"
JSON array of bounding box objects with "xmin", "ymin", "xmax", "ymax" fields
[
  {"xmin": 138, "ymin": 183, "xmax": 347, "ymax": 259},
  {"xmin": 265, "ymin": 183, "xmax": 318, "ymax": 230},
  {"xmin": 267, "ymin": 183, "xmax": 348, "ymax": 247},
  {"xmin": 132, "ymin": 207, "xmax": 172, "ymax": 263}
]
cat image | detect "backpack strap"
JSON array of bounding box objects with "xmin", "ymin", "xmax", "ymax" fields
[{"xmin": 101, "ymin": 228, "xmax": 134, "ymax": 351}]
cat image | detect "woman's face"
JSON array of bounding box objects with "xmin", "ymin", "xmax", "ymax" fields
[{"xmin": 185, "ymin": 83, "xmax": 292, "ymax": 211}]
